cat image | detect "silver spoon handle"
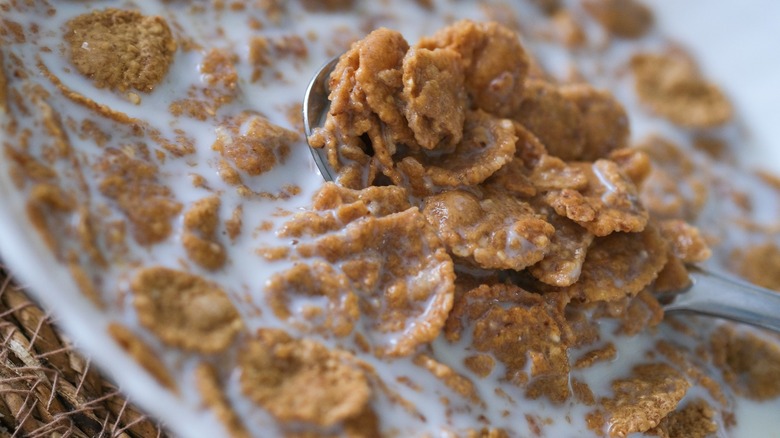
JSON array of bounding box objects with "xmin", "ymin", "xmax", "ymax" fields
[{"xmin": 664, "ymin": 266, "xmax": 780, "ymax": 332}]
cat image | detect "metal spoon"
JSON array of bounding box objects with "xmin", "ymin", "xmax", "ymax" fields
[
  {"xmin": 303, "ymin": 57, "xmax": 340, "ymax": 182},
  {"xmin": 301, "ymin": 57, "xmax": 780, "ymax": 333}
]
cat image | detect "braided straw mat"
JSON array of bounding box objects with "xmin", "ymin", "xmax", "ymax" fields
[{"xmin": 0, "ymin": 267, "xmax": 166, "ymax": 437}]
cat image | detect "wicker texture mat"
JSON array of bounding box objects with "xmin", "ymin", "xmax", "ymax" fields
[{"xmin": 0, "ymin": 267, "xmax": 166, "ymax": 437}]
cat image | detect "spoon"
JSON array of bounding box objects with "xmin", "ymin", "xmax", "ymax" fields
[{"xmin": 302, "ymin": 57, "xmax": 780, "ymax": 333}]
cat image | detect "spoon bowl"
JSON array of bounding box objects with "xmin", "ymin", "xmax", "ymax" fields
[{"xmin": 302, "ymin": 56, "xmax": 340, "ymax": 182}]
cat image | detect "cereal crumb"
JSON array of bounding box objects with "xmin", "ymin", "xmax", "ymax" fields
[
  {"xmin": 65, "ymin": 9, "xmax": 176, "ymax": 92},
  {"xmin": 107, "ymin": 323, "xmax": 177, "ymax": 391},
  {"xmin": 182, "ymin": 197, "xmax": 227, "ymax": 270},
  {"xmin": 131, "ymin": 267, "xmax": 244, "ymax": 354},
  {"xmin": 195, "ymin": 364, "xmax": 251, "ymax": 438}
]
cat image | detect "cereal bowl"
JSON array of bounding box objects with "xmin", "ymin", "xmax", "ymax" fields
[{"xmin": 0, "ymin": 1, "xmax": 779, "ymax": 437}]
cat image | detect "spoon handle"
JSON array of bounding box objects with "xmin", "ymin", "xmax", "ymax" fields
[{"xmin": 664, "ymin": 265, "xmax": 780, "ymax": 332}]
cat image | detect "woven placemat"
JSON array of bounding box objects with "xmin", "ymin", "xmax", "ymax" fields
[{"xmin": 0, "ymin": 266, "xmax": 167, "ymax": 437}]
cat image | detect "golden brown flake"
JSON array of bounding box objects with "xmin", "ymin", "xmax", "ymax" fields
[
  {"xmin": 558, "ymin": 84, "xmax": 630, "ymax": 161},
  {"xmin": 96, "ymin": 149, "xmax": 182, "ymax": 245},
  {"xmin": 529, "ymin": 205, "xmax": 594, "ymax": 287},
  {"xmin": 276, "ymin": 184, "xmax": 454, "ymax": 357},
  {"xmin": 445, "ymin": 284, "xmax": 573, "ymax": 403},
  {"xmin": 582, "ymin": 0, "xmax": 654, "ymax": 39},
  {"xmin": 266, "ymin": 262, "xmax": 359, "ymax": 337},
  {"xmin": 65, "ymin": 9, "xmax": 176, "ymax": 92},
  {"xmin": 649, "ymin": 398, "xmax": 718, "ymax": 438},
  {"xmin": 711, "ymin": 325, "xmax": 780, "ymax": 400},
  {"xmin": 730, "ymin": 243, "xmax": 780, "ymax": 291},
  {"xmin": 564, "ymin": 226, "xmax": 668, "ymax": 302},
  {"xmin": 514, "ymin": 80, "xmax": 585, "ymax": 161},
  {"xmin": 356, "ymin": 29, "xmax": 416, "ymax": 146},
  {"xmin": 657, "ymin": 219, "xmax": 711, "ymax": 263},
  {"xmin": 131, "ymin": 267, "xmax": 244, "ymax": 354},
  {"xmin": 195, "ymin": 364, "xmax": 251, "ymax": 438},
  {"xmin": 601, "ymin": 363, "xmax": 690, "ymax": 436},
  {"xmin": 414, "ymin": 354, "xmax": 481, "ymax": 403},
  {"xmin": 237, "ymin": 329, "xmax": 371, "ymax": 427},
  {"xmin": 574, "ymin": 343, "xmax": 616, "ymax": 369},
  {"xmin": 213, "ymin": 112, "xmax": 299, "ymax": 177},
  {"xmin": 397, "ymin": 110, "xmax": 517, "ymax": 195},
  {"xmin": 637, "ymin": 136, "xmax": 709, "ymax": 221},
  {"xmin": 422, "ymin": 189, "xmax": 554, "ymax": 271},
  {"xmin": 419, "ymin": 20, "xmax": 529, "ymax": 117},
  {"xmin": 545, "ymin": 159, "xmax": 648, "ymax": 236},
  {"xmin": 107, "ymin": 323, "xmax": 177, "ymax": 391},
  {"xmin": 182, "ymin": 197, "xmax": 227, "ymax": 270},
  {"xmin": 630, "ymin": 51, "xmax": 732, "ymax": 128},
  {"xmin": 402, "ymin": 46, "xmax": 467, "ymax": 150}
]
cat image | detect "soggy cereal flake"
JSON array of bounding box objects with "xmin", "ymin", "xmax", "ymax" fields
[
  {"xmin": 565, "ymin": 226, "xmax": 668, "ymax": 302},
  {"xmin": 355, "ymin": 28, "xmax": 416, "ymax": 146},
  {"xmin": 571, "ymin": 378, "xmax": 596, "ymax": 406},
  {"xmin": 183, "ymin": 197, "xmax": 227, "ymax": 270},
  {"xmin": 445, "ymin": 284, "xmax": 573, "ymax": 403},
  {"xmin": 653, "ymin": 254, "xmax": 692, "ymax": 293},
  {"xmin": 637, "ymin": 136, "xmax": 709, "ymax": 220},
  {"xmin": 295, "ymin": 207, "xmax": 455, "ymax": 356},
  {"xmin": 422, "ymin": 190, "xmax": 554, "ymax": 271},
  {"xmin": 131, "ymin": 267, "xmax": 244, "ymax": 354},
  {"xmin": 96, "ymin": 149, "xmax": 182, "ymax": 245},
  {"xmin": 419, "ymin": 20, "xmax": 529, "ymax": 117},
  {"xmin": 529, "ymin": 205, "xmax": 594, "ymax": 287},
  {"xmin": 65, "ymin": 9, "xmax": 176, "ymax": 92},
  {"xmin": 601, "ymin": 363, "xmax": 690, "ymax": 436},
  {"xmin": 582, "ymin": 0, "xmax": 653, "ymax": 39},
  {"xmin": 397, "ymin": 110, "xmax": 517, "ymax": 195},
  {"xmin": 213, "ymin": 112, "xmax": 299, "ymax": 176},
  {"xmin": 237, "ymin": 329, "xmax": 371, "ymax": 427},
  {"xmin": 280, "ymin": 183, "xmax": 411, "ymax": 238},
  {"xmin": 527, "ymin": 154, "xmax": 589, "ymax": 192},
  {"xmin": 308, "ymin": 31, "xmax": 401, "ymax": 188},
  {"xmin": 402, "ymin": 47, "xmax": 467, "ymax": 150},
  {"xmin": 611, "ymin": 289, "xmax": 665, "ymax": 335},
  {"xmin": 107, "ymin": 323, "xmax": 177, "ymax": 391},
  {"xmin": 630, "ymin": 52, "xmax": 732, "ymax": 128},
  {"xmin": 657, "ymin": 219, "xmax": 711, "ymax": 263},
  {"xmin": 279, "ymin": 185, "xmax": 454, "ymax": 357},
  {"xmin": 414, "ymin": 354, "xmax": 481, "ymax": 403},
  {"xmin": 266, "ymin": 262, "xmax": 359, "ymax": 337},
  {"xmin": 711, "ymin": 325, "xmax": 780, "ymax": 400},
  {"xmin": 559, "ymin": 84, "xmax": 630, "ymax": 161},
  {"xmin": 195, "ymin": 364, "xmax": 251, "ymax": 438},
  {"xmin": 573, "ymin": 343, "xmax": 616, "ymax": 369},
  {"xmin": 550, "ymin": 9, "xmax": 587, "ymax": 47},
  {"xmin": 607, "ymin": 148, "xmax": 651, "ymax": 187},
  {"xmin": 730, "ymin": 243, "xmax": 780, "ymax": 291},
  {"xmin": 546, "ymin": 159, "xmax": 648, "ymax": 236},
  {"xmin": 300, "ymin": 0, "xmax": 355, "ymax": 11},
  {"xmin": 514, "ymin": 80, "xmax": 584, "ymax": 161},
  {"xmin": 649, "ymin": 398, "xmax": 718, "ymax": 438}
]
